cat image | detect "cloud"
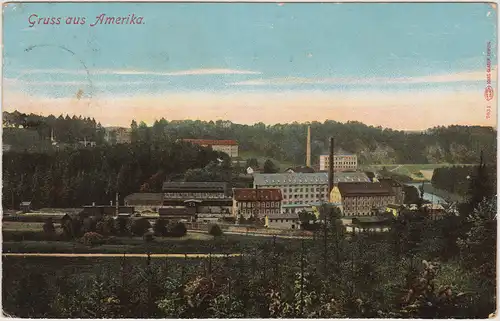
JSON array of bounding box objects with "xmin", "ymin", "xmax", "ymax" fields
[
  {"xmin": 4, "ymin": 78, "xmax": 170, "ymax": 86},
  {"xmin": 19, "ymin": 68, "xmax": 262, "ymax": 76},
  {"xmin": 229, "ymin": 69, "xmax": 497, "ymax": 86}
]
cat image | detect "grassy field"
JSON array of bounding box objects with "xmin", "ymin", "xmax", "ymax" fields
[
  {"xmin": 2, "ymin": 221, "xmax": 54, "ymax": 231},
  {"xmin": 238, "ymin": 151, "xmax": 297, "ymax": 171}
]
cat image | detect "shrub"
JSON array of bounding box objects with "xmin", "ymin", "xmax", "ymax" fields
[
  {"xmin": 169, "ymin": 222, "xmax": 187, "ymax": 237},
  {"xmin": 42, "ymin": 218, "xmax": 56, "ymax": 236},
  {"xmin": 96, "ymin": 217, "xmax": 115, "ymax": 236},
  {"xmin": 131, "ymin": 218, "xmax": 152, "ymax": 236},
  {"xmin": 114, "ymin": 217, "xmax": 131, "ymax": 236},
  {"xmin": 154, "ymin": 218, "xmax": 168, "ymax": 236},
  {"xmin": 143, "ymin": 231, "xmax": 155, "ymax": 243},
  {"xmin": 209, "ymin": 224, "xmax": 223, "ymax": 237},
  {"xmin": 79, "ymin": 232, "xmax": 105, "ymax": 246}
]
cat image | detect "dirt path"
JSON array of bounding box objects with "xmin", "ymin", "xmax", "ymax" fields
[{"xmin": 2, "ymin": 253, "xmax": 241, "ymax": 258}]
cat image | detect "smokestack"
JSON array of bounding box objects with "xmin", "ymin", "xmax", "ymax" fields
[
  {"xmin": 328, "ymin": 137, "xmax": 334, "ymax": 194},
  {"xmin": 306, "ymin": 126, "xmax": 311, "ymax": 167},
  {"xmin": 115, "ymin": 192, "xmax": 119, "ymax": 216}
]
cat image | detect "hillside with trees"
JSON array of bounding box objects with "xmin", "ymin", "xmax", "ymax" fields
[
  {"xmin": 2, "ymin": 141, "xmax": 229, "ymax": 209},
  {"xmin": 3, "ymin": 111, "xmax": 497, "ymax": 165}
]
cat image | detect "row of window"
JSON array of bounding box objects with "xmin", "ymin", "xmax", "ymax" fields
[
  {"xmin": 239, "ymin": 201, "xmax": 280, "ymax": 208},
  {"xmin": 281, "ymin": 186, "xmax": 326, "ymax": 193},
  {"xmin": 237, "ymin": 209, "xmax": 280, "ymax": 215},
  {"xmin": 282, "ymin": 199, "xmax": 326, "ymax": 205},
  {"xmin": 164, "ymin": 192, "xmax": 226, "ymax": 198},
  {"xmin": 283, "ymin": 193, "xmax": 326, "ymax": 199}
]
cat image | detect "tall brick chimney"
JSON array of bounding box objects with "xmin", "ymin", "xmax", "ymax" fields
[
  {"xmin": 328, "ymin": 137, "xmax": 334, "ymax": 194},
  {"xmin": 306, "ymin": 125, "xmax": 311, "ymax": 167}
]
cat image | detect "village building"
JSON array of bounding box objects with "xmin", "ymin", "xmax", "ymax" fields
[
  {"xmin": 124, "ymin": 193, "xmax": 163, "ymax": 212},
  {"xmin": 319, "ymin": 154, "xmax": 358, "ymax": 172},
  {"xmin": 161, "ymin": 181, "xmax": 232, "ymax": 220},
  {"xmin": 264, "ymin": 213, "xmax": 300, "ymax": 229},
  {"xmin": 232, "ymin": 188, "xmax": 282, "ymax": 219},
  {"xmin": 254, "ymin": 172, "xmax": 371, "ymax": 214},
  {"xmin": 19, "ymin": 201, "xmax": 32, "ymax": 213},
  {"xmin": 105, "ymin": 127, "xmax": 132, "ymax": 144},
  {"xmin": 378, "ymin": 178, "xmax": 405, "ymax": 204},
  {"xmin": 330, "ymin": 182, "xmax": 396, "ymax": 216},
  {"xmin": 181, "ymin": 139, "xmax": 239, "ymax": 158}
]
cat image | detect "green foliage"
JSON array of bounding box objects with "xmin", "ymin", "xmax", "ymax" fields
[
  {"xmin": 263, "ymin": 159, "xmax": 279, "ymax": 173},
  {"xmin": 457, "ymin": 198, "xmax": 496, "ymax": 282},
  {"xmin": 42, "ymin": 218, "xmax": 55, "ymax": 236},
  {"xmin": 403, "ymin": 185, "xmax": 420, "ymax": 204},
  {"xmin": 79, "ymin": 232, "xmax": 105, "ymax": 246},
  {"xmin": 246, "ymin": 158, "xmax": 259, "ymax": 169},
  {"xmin": 209, "ymin": 224, "xmax": 223, "ymax": 237},
  {"xmin": 153, "ymin": 218, "xmax": 168, "ymax": 236},
  {"xmin": 2, "ymin": 141, "xmax": 223, "ymax": 209},
  {"xmin": 131, "ymin": 218, "xmax": 152, "ymax": 236},
  {"xmin": 169, "ymin": 222, "xmax": 187, "ymax": 237}
]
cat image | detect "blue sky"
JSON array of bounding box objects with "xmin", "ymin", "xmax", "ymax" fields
[{"xmin": 2, "ymin": 2, "xmax": 498, "ymax": 129}]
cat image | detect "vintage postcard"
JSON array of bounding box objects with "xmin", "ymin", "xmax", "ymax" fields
[{"xmin": 1, "ymin": 1, "xmax": 497, "ymax": 318}]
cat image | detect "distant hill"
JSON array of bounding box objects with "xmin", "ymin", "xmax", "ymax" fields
[{"xmin": 2, "ymin": 111, "xmax": 497, "ymax": 166}]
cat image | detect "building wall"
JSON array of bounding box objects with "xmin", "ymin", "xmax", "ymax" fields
[
  {"xmin": 212, "ymin": 144, "xmax": 239, "ymax": 158},
  {"xmin": 163, "ymin": 191, "xmax": 226, "ymax": 199},
  {"xmin": 233, "ymin": 200, "xmax": 281, "ymax": 218},
  {"xmin": 342, "ymin": 195, "xmax": 396, "ymax": 216},
  {"xmin": 254, "ymin": 182, "xmax": 329, "ymax": 211},
  {"xmin": 266, "ymin": 218, "xmax": 299, "ymax": 229},
  {"xmin": 319, "ymin": 155, "xmax": 358, "ymax": 171}
]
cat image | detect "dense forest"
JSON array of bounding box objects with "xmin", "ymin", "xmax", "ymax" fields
[
  {"xmin": 3, "ymin": 110, "xmax": 497, "ymax": 165},
  {"xmin": 432, "ymin": 165, "xmax": 497, "ymax": 196},
  {"xmin": 2, "ymin": 142, "xmax": 231, "ymax": 209}
]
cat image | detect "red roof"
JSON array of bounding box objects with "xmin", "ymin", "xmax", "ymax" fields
[
  {"xmin": 182, "ymin": 139, "xmax": 238, "ymax": 146},
  {"xmin": 233, "ymin": 188, "xmax": 282, "ymax": 201}
]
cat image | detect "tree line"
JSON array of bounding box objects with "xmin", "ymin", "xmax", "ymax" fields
[{"xmin": 4, "ymin": 111, "xmax": 497, "ymax": 165}]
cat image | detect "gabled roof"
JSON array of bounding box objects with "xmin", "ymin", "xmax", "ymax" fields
[
  {"xmin": 124, "ymin": 193, "xmax": 163, "ymax": 202},
  {"xmin": 162, "ymin": 181, "xmax": 228, "ymax": 192},
  {"xmin": 378, "ymin": 178, "xmax": 403, "ymax": 188},
  {"xmin": 233, "ymin": 188, "xmax": 282, "ymax": 201},
  {"xmin": 254, "ymin": 172, "xmax": 370, "ymax": 186},
  {"xmin": 338, "ymin": 182, "xmax": 394, "ymax": 197}
]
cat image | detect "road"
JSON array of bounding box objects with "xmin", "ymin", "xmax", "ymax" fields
[
  {"xmin": 188, "ymin": 229, "xmax": 312, "ymax": 239},
  {"xmin": 3, "ymin": 253, "xmax": 241, "ymax": 258}
]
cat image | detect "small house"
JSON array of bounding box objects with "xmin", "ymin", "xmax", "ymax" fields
[
  {"xmin": 20, "ymin": 201, "xmax": 32, "ymax": 213},
  {"xmin": 264, "ymin": 214, "xmax": 300, "ymax": 230}
]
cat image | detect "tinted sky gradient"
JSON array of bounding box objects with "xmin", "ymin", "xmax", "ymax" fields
[{"xmin": 2, "ymin": 2, "xmax": 498, "ymax": 129}]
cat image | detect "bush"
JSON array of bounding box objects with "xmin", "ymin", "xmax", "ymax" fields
[
  {"xmin": 114, "ymin": 217, "xmax": 131, "ymax": 236},
  {"xmin": 96, "ymin": 217, "xmax": 115, "ymax": 236},
  {"xmin": 131, "ymin": 218, "xmax": 152, "ymax": 236},
  {"xmin": 42, "ymin": 218, "xmax": 56, "ymax": 235},
  {"xmin": 169, "ymin": 222, "xmax": 187, "ymax": 237},
  {"xmin": 209, "ymin": 224, "xmax": 223, "ymax": 237},
  {"xmin": 79, "ymin": 232, "xmax": 105, "ymax": 246},
  {"xmin": 143, "ymin": 231, "xmax": 155, "ymax": 243},
  {"xmin": 153, "ymin": 218, "xmax": 168, "ymax": 236}
]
